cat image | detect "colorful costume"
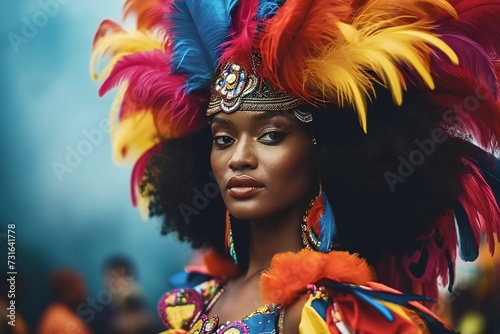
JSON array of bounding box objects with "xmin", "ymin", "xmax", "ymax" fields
[
  {"xmin": 90, "ymin": 0, "xmax": 500, "ymax": 332},
  {"xmin": 157, "ymin": 250, "xmax": 457, "ymax": 333}
]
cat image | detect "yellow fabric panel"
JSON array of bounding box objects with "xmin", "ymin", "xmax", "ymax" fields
[
  {"xmin": 299, "ymin": 294, "xmax": 331, "ymax": 334},
  {"xmin": 165, "ymin": 304, "xmax": 196, "ymax": 330}
]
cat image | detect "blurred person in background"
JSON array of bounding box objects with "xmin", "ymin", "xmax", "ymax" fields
[
  {"xmin": 91, "ymin": 256, "xmax": 155, "ymax": 334},
  {"xmin": 37, "ymin": 268, "xmax": 93, "ymax": 334}
]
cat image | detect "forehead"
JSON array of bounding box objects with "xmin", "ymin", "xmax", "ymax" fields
[{"xmin": 210, "ymin": 110, "xmax": 297, "ymax": 125}]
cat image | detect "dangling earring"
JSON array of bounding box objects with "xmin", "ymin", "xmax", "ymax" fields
[
  {"xmin": 225, "ymin": 210, "xmax": 238, "ymax": 264},
  {"xmin": 301, "ymin": 183, "xmax": 336, "ymax": 252}
]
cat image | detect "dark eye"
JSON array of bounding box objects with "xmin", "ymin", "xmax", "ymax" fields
[
  {"xmin": 258, "ymin": 131, "xmax": 287, "ymax": 144},
  {"xmin": 213, "ymin": 136, "xmax": 234, "ymax": 147}
]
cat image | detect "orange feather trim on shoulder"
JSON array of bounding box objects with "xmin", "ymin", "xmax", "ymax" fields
[
  {"xmin": 260, "ymin": 249, "xmax": 375, "ymax": 305},
  {"xmin": 203, "ymin": 249, "xmax": 241, "ymax": 279}
]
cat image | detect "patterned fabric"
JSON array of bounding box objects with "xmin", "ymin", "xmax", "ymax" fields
[
  {"xmin": 158, "ymin": 279, "xmax": 282, "ymax": 334},
  {"xmin": 299, "ymin": 282, "xmax": 454, "ymax": 334},
  {"xmin": 158, "ymin": 272, "xmax": 455, "ymax": 333}
]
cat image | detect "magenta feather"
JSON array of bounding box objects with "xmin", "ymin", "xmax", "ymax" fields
[
  {"xmin": 436, "ymin": 0, "xmax": 500, "ymax": 55},
  {"xmin": 99, "ymin": 49, "xmax": 207, "ymax": 130},
  {"xmin": 436, "ymin": 34, "xmax": 498, "ymax": 99},
  {"xmin": 219, "ymin": 0, "xmax": 260, "ymax": 69}
]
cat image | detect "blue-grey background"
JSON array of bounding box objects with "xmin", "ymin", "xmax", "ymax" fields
[{"xmin": 0, "ymin": 0, "xmax": 192, "ymax": 330}]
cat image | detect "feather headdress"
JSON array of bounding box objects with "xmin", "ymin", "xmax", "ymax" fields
[{"xmin": 91, "ymin": 0, "xmax": 500, "ymax": 303}]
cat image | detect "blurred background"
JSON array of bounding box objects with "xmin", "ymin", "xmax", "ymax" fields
[
  {"xmin": 0, "ymin": 1, "xmax": 498, "ymax": 334},
  {"xmin": 0, "ymin": 0, "xmax": 192, "ymax": 332}
]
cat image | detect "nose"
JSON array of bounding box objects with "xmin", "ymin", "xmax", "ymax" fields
[{"xmin": 228, "ymin": 136, "xmax": 257, "ymax": 171}]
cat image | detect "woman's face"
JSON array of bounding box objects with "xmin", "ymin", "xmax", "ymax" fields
[{"xmin": 210, "ymin": 111, "xmax": 316, "ymax": 221}]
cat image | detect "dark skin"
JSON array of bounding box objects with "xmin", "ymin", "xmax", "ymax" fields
[{"xmin": 209, "ymin": 110, "xmax": 318, "ymax": 333}]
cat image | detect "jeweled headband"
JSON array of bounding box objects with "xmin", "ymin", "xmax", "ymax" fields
[{"xmin": 206, "ymin": 54, "xmax": 312, "ymax": 123}]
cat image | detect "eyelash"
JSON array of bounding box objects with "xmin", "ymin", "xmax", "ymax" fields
[
  {"xmin": 258, "ymin": 130, "xmax": 287, "ymax": 144},
  {"xmin": 212, "ymin": 135, "xmax": 234, "ymax": 147},
  {"xmin": 212, "ymin": 130, "xmax": 288, "ymax": 148}
]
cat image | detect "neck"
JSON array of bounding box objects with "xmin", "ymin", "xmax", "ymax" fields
[{"xmin": 243, "ymin": 206, "xmax": 305, "ymax": 280}]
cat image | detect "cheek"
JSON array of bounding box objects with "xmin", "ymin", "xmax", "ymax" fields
[
  {"xmin": 264, "ymin": 143, "xmax": 314, "ymax": 190},
  {"xmin": 210, "ymin": 148, "xmax": 225, "ymax": 188}
]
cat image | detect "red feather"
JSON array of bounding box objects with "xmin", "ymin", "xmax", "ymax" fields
[
  {"xmin": 458, "ymin": 160, "xmax": 500, "ymax": 255},
  {"xmin": 306, "ymin": 195, "xmax": 324, "ymax": 233},
  {"xmin": 435, "ymin": 212, "xmax": 458, "ymax": 285},
  {"xmin": 219, "ymin": 0, "xmax": 260, "ymax": 70},
  {"xmin": 427, "ymin": 67, "xmax": 500, "ymax": 153},
  {"xmin": 258, "ymin": 0, "xmax": 353, "ymax": 102}
]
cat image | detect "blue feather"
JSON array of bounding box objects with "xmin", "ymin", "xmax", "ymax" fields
[
  {"xmin": 319, "ymin": 192, "xmax": 336, "ymax": 252},
  {"xmin": 352, "ymin": 289, "xmax": 395, "ymax": 322},
  {"xmin": 326, "ymin": 283, "xmax": 455, "ymax": 333},
  {"xmin": 445, "ymin": 251, "xmax": 455, "ymax": 293},
  {"xmin": 330, "ymin": 283, "xmax": 434, "ymax": 304},
  {"xmin": 257, "ymin": 0, "xmax": 286, "ymax": 19},
  {"xmin": 454, "ymin": 203, "xmax": 479, "ymax": 261},
  {"xmin": 168, "ymin": 0, "xmax": 238, "ymax": 92}
]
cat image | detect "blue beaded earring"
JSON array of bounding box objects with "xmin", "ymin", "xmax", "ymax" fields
[{"xmin": 225, "ymin": 210, "xmax": 238, "ymax": 264}]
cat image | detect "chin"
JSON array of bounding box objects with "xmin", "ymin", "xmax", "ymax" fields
[{"xmin": 226, "ymin": 200, "xmax": 269, "ymax": 221}]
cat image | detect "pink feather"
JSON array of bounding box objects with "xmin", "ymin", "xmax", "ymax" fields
[
  {"xmin": 99, "ymin": 49, "xmax": 208, "ymax": 133},
  {"xmin": 219, "ymin": 0, "xmax": 260, "ymax": 69}
]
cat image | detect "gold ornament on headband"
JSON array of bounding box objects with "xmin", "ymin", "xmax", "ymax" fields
[
  {"xmin": 210, "ymin": 63, "xmax": 258, "ymax": 114},
  {"xmin": 207, "ymin": 55, "xmax": 302, "ymax": 116}
]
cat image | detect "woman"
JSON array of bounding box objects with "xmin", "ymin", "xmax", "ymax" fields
[{"xmin": 91, "ymin": 0, "xmax": 500, "ymax": 332}]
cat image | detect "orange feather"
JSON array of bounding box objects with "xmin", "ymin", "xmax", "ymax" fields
[
  {"xmin": 203, "ymin": 249, "xmax": 240, "ymax": 279},
  {"xmin": 260, "ymin": 249, "xmax": 374, "ymax": 305},
  {"xmin": 123, "ymin": 0, "xmax": 169, "ymax": 30},
  {"xmin": 258, "ymin": 0, "xmax": 354, "ymax": 103}
]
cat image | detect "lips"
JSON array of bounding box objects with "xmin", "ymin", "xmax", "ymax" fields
[{"xmin": 227, "ymin": 175, "xmax": 264, "ymax": 198}]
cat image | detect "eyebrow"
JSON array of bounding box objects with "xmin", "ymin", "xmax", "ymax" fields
[
  {"xmin": 251, "ymin": 111, "xmax": 288, "ymax": 122},
  {"xmin": 211, "ymin": 111, "xmax": 292, "ymax": 125}
]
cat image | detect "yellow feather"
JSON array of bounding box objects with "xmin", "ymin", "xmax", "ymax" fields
[
  {"xmin": 305, "ymin": 19, "xmax": 457, "ymax": 133},
  {"xmin": 90, "ymin": 28, "xmax": 164, "ymax": 82},
  {"xmin": 108, "ymin": 85, "xmax": 161, "ymax": 221},
  {"xmin": 356, "ymin": 0, "xmax": 458, "ymax": 23},
  {"xmin": 108, "ymin": 84, "xmax": 159, "ymax": 166},
  {"xmin": 111, "ymin": 110, "xmax": 158, "ymax": 165}
]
